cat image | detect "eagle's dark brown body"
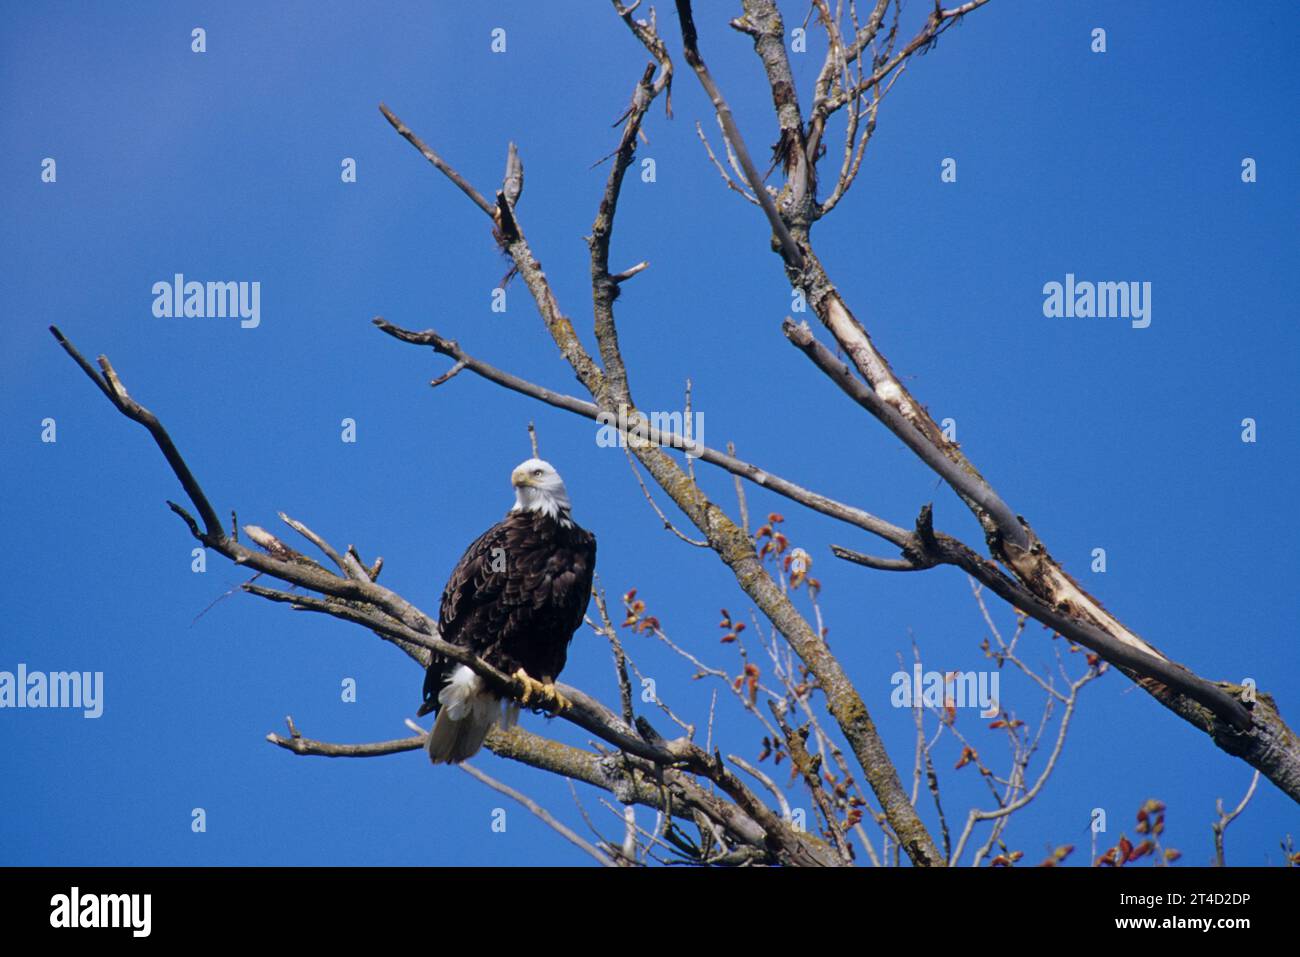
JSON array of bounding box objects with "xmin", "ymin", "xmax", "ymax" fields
[{"xmin": 420, "ymin": 508, "xmax": 597, "ymax": 719}]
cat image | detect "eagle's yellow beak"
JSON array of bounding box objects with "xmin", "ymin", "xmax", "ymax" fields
[{"xmin": 511, "ymin": 468, "xmax": 532, "ymax": 488}]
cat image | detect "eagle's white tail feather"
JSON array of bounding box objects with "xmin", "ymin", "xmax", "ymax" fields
[{"xmin": 426, "ymin": 665, "xmax": 518, "ymax": 764}]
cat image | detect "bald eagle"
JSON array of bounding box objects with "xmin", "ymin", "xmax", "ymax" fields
[{"xmin": 419, "ymin": 458, "xmax": 596, "ymax": 764}]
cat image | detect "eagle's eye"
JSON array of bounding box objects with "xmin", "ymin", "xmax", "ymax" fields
[{"xmin": 532, "ymin": 469, "xmax": 544, "ymax": 477}]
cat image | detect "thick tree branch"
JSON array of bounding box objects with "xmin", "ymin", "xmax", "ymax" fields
[{"xmin": 731, "ymin": 0, "xmax": 816, "ymax": 229}]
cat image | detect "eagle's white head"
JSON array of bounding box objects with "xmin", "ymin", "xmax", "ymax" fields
[{"xmin": 510, "ymin": 458, "xmax": 572, "ymax": 524}]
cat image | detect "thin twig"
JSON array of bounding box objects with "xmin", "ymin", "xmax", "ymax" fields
[{"xmin": 460, "ymin": 761, "xmax": 616, "ymax": 867}]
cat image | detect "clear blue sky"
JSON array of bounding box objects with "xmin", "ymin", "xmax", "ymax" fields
[{"xmin": 2, "ymin": 1, "xmax": 1296, "ymax": 866}]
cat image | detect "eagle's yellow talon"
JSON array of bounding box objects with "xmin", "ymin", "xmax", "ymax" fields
[
  {"xmin": 542, "ymin": 683, "xmax": 572, "ymax": 712},
  {"xmin": 513, "ymin": 668, "xmax": 538, "ymax": 705},
  {"xmin": 512, "ymin": 669, "xmax": 569, "ymax": 713}
]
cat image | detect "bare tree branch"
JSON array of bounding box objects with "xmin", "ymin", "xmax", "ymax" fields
[
  {"xmin": 378, "ymin": 103, "xmax": 495, "ymax": 217},
  {"xmin": 1212, "ymin": 771, "xmax": 1261, "ymax": 867},
  {"xmin": 459, "ymin": 761, "xmax": 617, "ymax": 867}
]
